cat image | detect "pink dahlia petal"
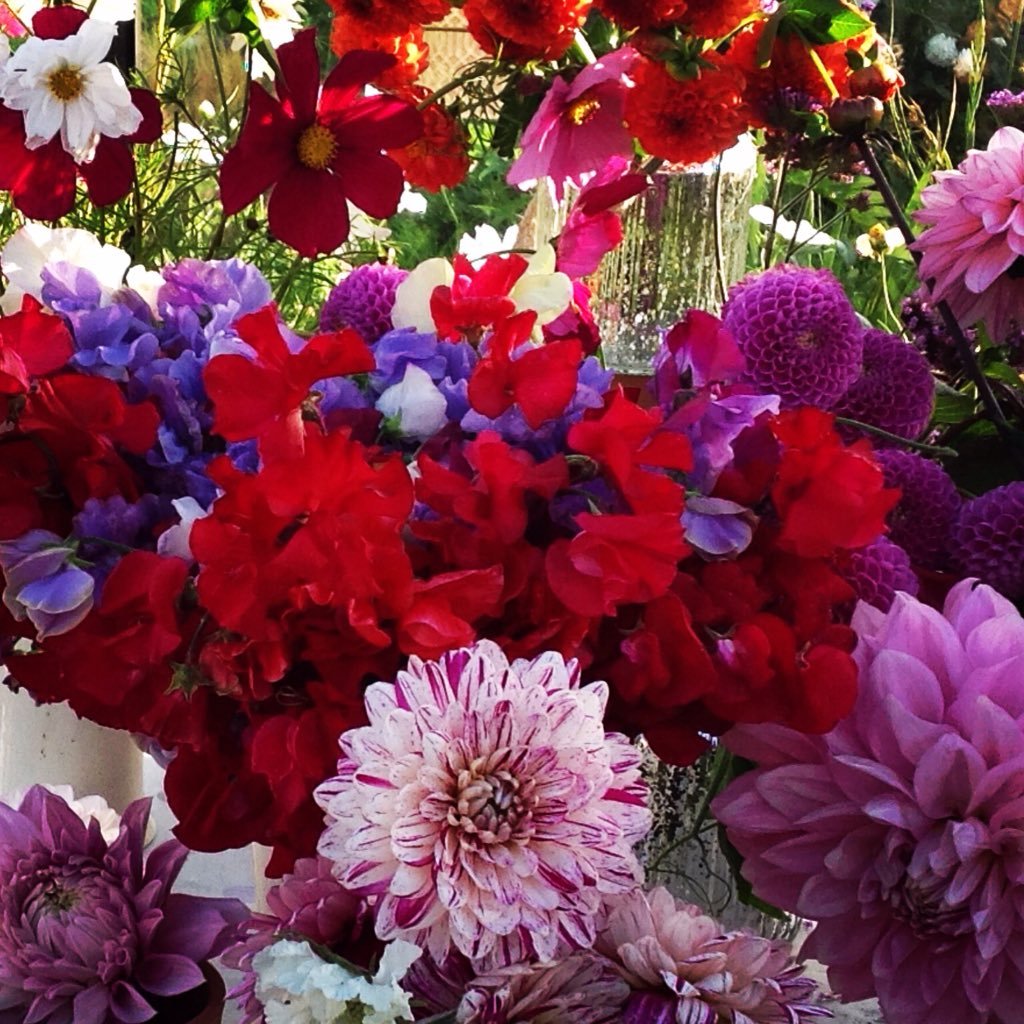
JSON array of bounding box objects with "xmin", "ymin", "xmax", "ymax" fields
[
  {"xmin": 913, "ymin": 126, "xmax": 1024, "ymax": 340},
  {"xmin": 714, "ymin": 579, "xmax": 1024, "ymax": 1024},
  {"xmin": 315, "ymin": 640, "xmax": 650, "ymax": 968}
]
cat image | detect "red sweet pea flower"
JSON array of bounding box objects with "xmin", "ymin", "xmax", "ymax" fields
[
  {"xmin": 468, "ymin": 311, "xmax": 583, "ymax": 429},
  {"xmin": 0, "ymin": 296, "xmax": 73, "ymax": 402},
  {"xmin": 219, "ymin": 30, "xmax": 422, "ymax": 257},
  {"xmin": 203, "ymin": 305, "xmax": 374, "ymax": 444},
  {"xmin": 0, "ymin": 10, "xmax": 162, "ymax": 220},
  {"xmin": 430, "ymin": 254, "xmax": 526, "ymax": 342}
]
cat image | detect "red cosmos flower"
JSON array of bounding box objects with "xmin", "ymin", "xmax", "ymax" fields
[
  {"xmin": 203, "ymin": 305, "xmax": 374, "ymax": 444},
  {"xmin": 625, "ymin": 54, "xmax": 749, "ymax": 166},
  {"xmin": 0, "ymin": 10, "xmax": 162, "ymax": 220},
  {"xmin": 468, "ymin": 311, "xmax": 583, "ymax": 429},
  {"xmin": 388, "ymin": 97, "xmax": 470, "ymax": 192},
  {"xmin": 219, "ymin": 29, "xmax": 422, "ymax": 257},
  {"xmin": 771, "ymin": 408, "xmax": 899, "ymax": 559}
]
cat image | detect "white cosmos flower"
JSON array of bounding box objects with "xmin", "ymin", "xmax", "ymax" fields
[
  {"xmin": 749, "ymin": 204, "xmax": 837, "ymax": 248},
  {"xmin": 458, "ymin": 223, "xmax": 518, "ymax": 263},
  {"xmin": 1, "ymin": 19, "xmax": 142, "ymax": 162},
  {"xmin": 250, "ymin": 0, "xmax": 301, "ymax": 48}
]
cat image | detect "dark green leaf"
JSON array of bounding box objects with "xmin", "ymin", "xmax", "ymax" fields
[{"xmin": 169, "ymin": 0, "xmax": 226, "ymax": 31}]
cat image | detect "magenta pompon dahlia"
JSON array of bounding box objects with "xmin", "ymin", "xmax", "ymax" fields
[
  {"xmin": 594, "ymin": 887, "xmax": 828, "ymax": 1024},
  {"xmin": 314, "ymin": 640, "xmax": 651, "ymax": 968},
  {"xmin": 320, "ymin": 262, "xmax": 408, "ymax": 342},
  {"xmin": 953, "ymin": 481, "xmax": 1024, "ymax": 599},
  {"xmin": 0, "ymin": 787, "xmax": 246, "ymax": 1024},
  {"xmin": 913, "ymin": 126, "xmax": 1024, "ymax": 341},
  {"xmin": 833, "ymin": 328, "xmax": 934, "ymax": 442},
  {"xmin": 713, "ymin": 580, "xmax": 1024, "ymax": 1024},
  {"xmin": 835, "ymin": 535, "xmax": 919, "ymax": 612},
  {"xmin": 721, "ymin": 264, "xmax": 863, "ymax": 409}
]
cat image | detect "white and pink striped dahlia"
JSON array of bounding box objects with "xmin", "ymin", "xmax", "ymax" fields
[{"xmin": 314, "ymin": 640, "xmax": 651, "ymax": 967}]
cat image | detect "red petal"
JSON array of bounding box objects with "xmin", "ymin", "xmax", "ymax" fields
[
  {"xmin": 219, "ymin": 85, "xmax": 296, "ymax": 215},
  {"xmin": 267, "ymin": 166, "xmax": 350, "ymax": 257},
  {"xmin": 329, "ymin": 150, "xmax": 404, "ymax": 219},
  {"xmin": 0, "ymin": 106, "xmax": 31, "ymax": 190},
  {"xmin": 275, "ymin": 28, "xmax": 321, "ymax": 123},
  {"xmin": 0, "ymin": 296, "xmax": 73, "ymax": 377},
  {"xmin": 32, "ymin": 6, "xmax": 87, "ymax": 38},
  {"xmin": 79, "ymin": 137, "xmax": 135, "ymax": 207},
  {"xmin": 12, "ymin": 140, "xmax": 76, "ymax": 220},
  {"xmin": 510, "ymin": 338, "xmax": 582, "ymax": 429},
  {"xmin": 323, "ymin": 94, "xmax": 422, "ymax": 152},
  {"xmin": 319, "ymin": 50, "xmax": 397, "ymax": 116},
  {"xmin": 126, "ymin": 89, "xmax": 163, "ymax": 143}
]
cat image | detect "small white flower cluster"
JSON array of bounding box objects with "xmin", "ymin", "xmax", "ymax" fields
[
  {"xmin": 0, "ymin": 19, "xmax": 142, "ymax": 163},
  {"xmin": 251, "ymin": 938, "xmax": 422, "ymax": 1024}
]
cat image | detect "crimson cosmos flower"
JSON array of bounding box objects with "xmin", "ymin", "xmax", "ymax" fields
[{"xmin": 220, "ymin": 29, "xmax": 422, "ymax": 257}]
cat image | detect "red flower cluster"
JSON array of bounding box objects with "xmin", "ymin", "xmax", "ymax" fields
[
  {"xmin": 463, "ymin": 0, "xmax": 593, "ymax": 60},
  {"xmin": 594, "ymin": 0, "xmax": 689, "ymax": 29},
  {"xmin": 388, "ymin": 94, "xmax": 470, "ymax": 192},
  {"xmin": 625, "ymin": 54, "xmax": 749, "ymax": 167}
]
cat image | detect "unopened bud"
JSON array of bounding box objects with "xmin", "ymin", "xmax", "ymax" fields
[{"xmin": 828, "ymin": 96, "xmax": 885, "ymax": 134}]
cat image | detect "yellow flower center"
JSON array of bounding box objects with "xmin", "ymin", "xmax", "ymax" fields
[
  {"xmin": 565, "ymin": 93, "xmax": 601, "ymax": 127},
  {"xmin": 47, "ymin": 65, "xmax": 85, "ymax": 103},
  {"xmin": 297, "ymin": 123, "xmax": 338, "ymax": 171}
]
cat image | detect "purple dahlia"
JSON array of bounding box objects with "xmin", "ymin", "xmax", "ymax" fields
[
  {"xmin": 876, "ymin": 449, "xmax": 960, "ymax": 570},
  {"xmin": 835, "ymin": 535, "xmax": 919, "ymax": 612},
  {"xmin": 953, "ymin": 481, "xmax": 1024, "ymax": 599},
  {"xmin": 320, "ymin": 263, "xmax": 408, "ymax": 343},
  {"xmin": 0, "ymin": 787, "xmax": 246, "ymax": 1024},
  {"xmin": 833, "ymin": 328, "xmax": 934, "ymax": 442},
  {"xmin": 722, "ymin": 264, "xmax": 863, "ymax": 409}
]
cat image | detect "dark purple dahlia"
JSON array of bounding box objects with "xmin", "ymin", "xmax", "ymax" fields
[
  {"xmin": 953, "ymin": 482, "xmax": 1024, "ymax": 599},
  {"xmin": 876, "ymin": 449, "xmax": 961, "ymax": 571},
  {"xmin": 320, "ymin": 263, "xmax": 408, "ymax": 343},
  {"xmin": 836, "ymin": 536, "xmax": 919, "ymax": 612},
  {"xmin": 722, "ymin": 265, "xmax": 863, "ymax": 408},
  {"xmin": 833, "ymin": 328, "xmax": 935, "ymax": 442},
  {"xmin": 0, "ymin": 787, "xmax": 246, "ymax": 1024}
]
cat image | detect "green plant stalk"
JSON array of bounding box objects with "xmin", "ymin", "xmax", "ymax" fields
[
  {"xmin": 1007, "ymin": 0, "xmax": 1024, "ymax": 88},
  {"xmin": 205, "ymin": 20, "xmax": 234, "ymax": 143},
  {"xmin": 854, "ymin": 134, "xmax": 1024, "ymax": 468}
]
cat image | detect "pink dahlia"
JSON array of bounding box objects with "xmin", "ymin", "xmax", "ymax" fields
[
  {"xmin": 594, "ymin": 887, "xmax": 827, "ymax": 1024},
  {"xmin": 456, "ymin": 952, "xmax": 630, "ymax": 1023},
  {"xmin": 507, "ymin": 48, "xmax": 637, "ymax": 200},
  {"xmin": 913, "ymin": 126, "xmax": 1024, "ymax": 341},
  {"xmin": 315, "ymin": 640, "xmax": 651, "ymax": 967},
  {"xmin": 713, "ymin": 580, "xmax": 1024, "ymax": 1024},
  {"xmin": 0, "ymin": 787, "xmax": 246, "ymax": 1024}
]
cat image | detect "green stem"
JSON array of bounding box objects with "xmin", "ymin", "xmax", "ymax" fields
[
  {"xmin": 833, "ymin": 417, "xmax": 958, "ymax": 457},
  {"xmin": 1007, "ymin": 0, "xmax": 1024, "ymax": 88},
  {"xmin": 571, "ymin": 28, "xmax": 597, "ymax": 64},
  {"xmin": 762, "ymin": 152, "xmax": 789, "ymax": 269},
  {"xmin": 274, "ymin": 253, "xmax": 306, "ymax": 305},
  {"xmin": 205, "ymin": 20, "xmax": 233, "ymax": 142}
]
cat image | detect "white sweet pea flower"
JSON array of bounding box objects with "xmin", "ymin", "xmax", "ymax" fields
[
  {"xmin": 391, "ymin": 257, "xmax": 455, "ymax": 333},
  {"xmin": 376, "ymin": 364, "xmax": 448, "ymax": 442},
  {"xmin": 854, "ymin": 223, "xmax": 905, "ymax": 260},
  {"xmin": 157, "ymin": 497, "xmax": 210, "ymax": 561},
  {"xmin": 1, "ymin": 224, "xmax": 131, "ymax": 310},
  {"xmin": 253, "ymin": 939, "xmax": 420, "ymax": 1024},
  {"xmin": 1, "ymin": 19, "xmax": 142, "ymax": 162},
  {"xmin": 458, "ymin": 223, "xmax": 518, "ymax": 263},
  {"xmin": 250, "ymin": 0, "xmax": 301, "ymax": 47},
  {"xmin": 509, "ymin": 243, "xmax": 573, "ymax": 327}
]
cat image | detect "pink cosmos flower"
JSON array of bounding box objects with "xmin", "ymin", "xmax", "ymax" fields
[
  {"xmin": 595, "ymin": 887, "xmax": 827, "ymax": 1024},
  {"xmin": 913, "ymin": 126, "xmax": 1024, "ymax": 340},
  {"xmin": 712, "ymin": 579, "xmax": 1024, "ymax": 1024},
  {"xmin": 314, "ymin": 640, "xmax": 651, "ymax": 967},
  {"xmin": 556, "ymin": 156, "xmax": 649, "ymax": 278},
  {"xmin": 507, "ymin": 48, "xmax": 638, "ymax": 200}
]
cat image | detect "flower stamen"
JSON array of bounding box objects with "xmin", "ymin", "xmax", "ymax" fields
[
  {"xmin": 565, "ymin": 93, "xmax": 601, "ymax": 126},
  {"xmin": 47, "ymin": 66, "xmax": 85, "ymax": 103},
  {"xmin": 297, "ymin": 123, "xmax": 338, "ymax": 171}
]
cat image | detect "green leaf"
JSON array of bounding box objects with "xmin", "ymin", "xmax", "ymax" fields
[
  {"xmin": 169, "ymin": 0, "xmax": 226, "ymax": 32},
  {"xmin": 780, "ymin": 0, "xmax": 873, "ymax": 45},
  {"xmin": 932, "ymin": 386, "xmax": 978, "ymax": 425}
]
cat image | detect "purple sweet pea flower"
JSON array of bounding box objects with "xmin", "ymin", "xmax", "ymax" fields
[
  {"xmin": 682, "ymin": 496, "xmax": 757, "ymax": 557},
  {"xmin": 0, "ymin": 786, "xmax": 247, "ymax": 1024},
  {"xmin": 0, "ymin": 530, "xmax": 94, "ymax": 638},
  {"xmin": 370, "ymin": 329, "xmax": 451, "ymax": 392},
  {"xmin": 507, "ymin": 48, "xmax": 638, "ymax": 200}
]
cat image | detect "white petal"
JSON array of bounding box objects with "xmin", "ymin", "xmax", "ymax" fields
[{"xmin": 69, "ymin": 19, "xmax": 118, "ymax": 67}]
